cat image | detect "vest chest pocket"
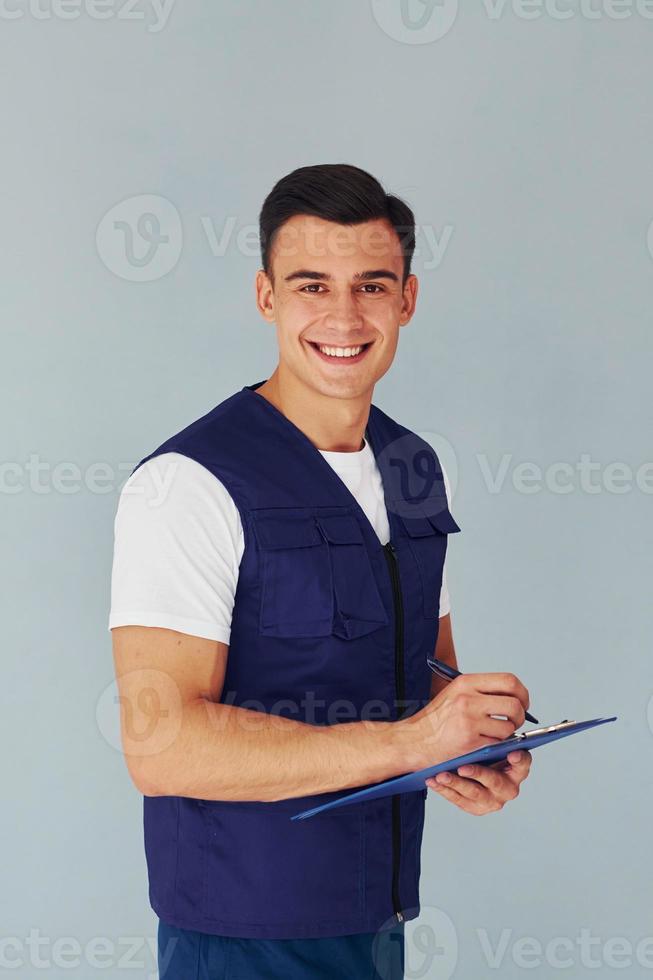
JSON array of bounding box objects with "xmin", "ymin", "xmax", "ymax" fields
[
  {"xmin": 252, "ymin": 510, "xmax": 389, "ymax": 640},
  {"xmin": 398, "ymin": 501, "xmax": 461, "ymax": 619}
]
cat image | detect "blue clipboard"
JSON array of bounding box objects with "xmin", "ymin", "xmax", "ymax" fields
[{"xmin": 290, "ymin": 716, "xmax": 617, "ymax": 821}]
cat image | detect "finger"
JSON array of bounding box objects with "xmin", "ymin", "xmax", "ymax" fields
[
  {"xmin": 489, "ymin": 749, "xmax": 528, "ymax": 769},
  {"xmin": 478, "ymin": 715, "xmax": 521, "ymax": 741},
  {"xmin": 488, "ymin": 750, "xmax": 532, "ymax": 781},
  {"xmin": 431, "ymin": 770, "xmax": 498, "ymax": 806},
  {"xmin": 486, "ymin": 753, "xmax": 532, "ymax": 791},
  {"xmin": 425, "ymin": 778, "xmax": 498, "ymax": 815},
  {"xmin": 440, "ymin": 765, "xmax": 519, "ymax": 803},
  {"xmin": 464, "ymin": 672, "xmax": 531, "ymax": 715},
  {"xmin": 501, "ymin": 750, "xmax": 532, "ymax": 783},
  {"xmin": 489, "ymin": 759, "xmax": 514, "ymax": 773},
  {"xmin": 455, "ymin": 765, "xmax": 520, "ymax": 803},
  {"xmin": 481, "ymin": 695, "xmax": 527, "ymax": 730}
]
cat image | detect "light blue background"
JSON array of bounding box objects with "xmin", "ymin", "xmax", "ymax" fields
[{"xmin": 2, "ymin": 2, "xmax": 650, "ymax": 977}]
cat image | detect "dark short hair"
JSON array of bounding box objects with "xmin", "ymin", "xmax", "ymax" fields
[{"xmin": 258, "ymin": 163, "xmax": 416, "ymax": 286}]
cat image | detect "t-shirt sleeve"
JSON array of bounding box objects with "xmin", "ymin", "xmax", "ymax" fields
[
  {"xmin": 438, "ymin": 462, "xmax": 453, "ymax": 618},
  {"xmin": 108, "ymin": 452, "xmax": 244, "ymax": 644}
]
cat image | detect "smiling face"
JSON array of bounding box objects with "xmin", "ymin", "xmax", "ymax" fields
[{"xmin": 255, "ymin": 214, "xmax": 418, "ymax": 401}]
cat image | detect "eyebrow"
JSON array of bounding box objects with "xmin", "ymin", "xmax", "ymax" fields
[{"xmin": 283, "ymin": 268, "xmax": 399, "ymax": 284}]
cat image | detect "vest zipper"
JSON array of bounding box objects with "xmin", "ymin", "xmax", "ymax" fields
[{"xmin": 382, "ymin": 540, "xmax": 406, "ymax": 926}]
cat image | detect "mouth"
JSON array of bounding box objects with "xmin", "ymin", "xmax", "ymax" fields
[{"xmin": 305, "ymin": 340, "xmax": 374, "ymax": 365}]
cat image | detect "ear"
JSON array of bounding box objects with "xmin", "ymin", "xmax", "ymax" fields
[
  {"xmin": 255, "ymin": 268, "xmax": 275, "ymax": 322},
  {"xmin": 399, "ymin": 274, "xmax": 418, "ymax": 326}
]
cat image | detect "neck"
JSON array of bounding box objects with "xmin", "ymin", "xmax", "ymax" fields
[{"xmin": 253, "ymin": 365, "xmax": 371, "ymax": 453}]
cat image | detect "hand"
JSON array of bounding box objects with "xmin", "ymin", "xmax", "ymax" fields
[
  {"xmin": 399, "ymin": 672, "xmax": 532, "ymax": 774},
  {"xmin": 425, "ymin": 749, "xmax": 532, "ymax": 815}
]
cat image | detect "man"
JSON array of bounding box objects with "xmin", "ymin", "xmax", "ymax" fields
[{"xmin": 109, "ymin": 163, "xmax": 532, "ymax": 980}]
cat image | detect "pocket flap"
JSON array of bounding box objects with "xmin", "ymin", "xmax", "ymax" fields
[
  {"xmin": 428, "ymin": 507, "xmax": 461, "ymax": 534},
  {"xmin": 315, "ymin": 514, "xmax": 364, "ymax": 545},
  {"xmin": 398, "ymin": 501, "xmax": 461, "ymax": 537},
  {"xmin": 253, "ymin": 515, "xmax": 323, "ymax": 550}
]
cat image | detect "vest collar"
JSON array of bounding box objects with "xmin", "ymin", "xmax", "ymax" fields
[{"xmin": 240, "ymin": 380, "xmax": 397, "ymax": 546}]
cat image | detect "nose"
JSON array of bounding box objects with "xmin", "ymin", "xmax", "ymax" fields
[{"xmin": 323, "ymin": 290, "xmax": 365, "ymax": 333}]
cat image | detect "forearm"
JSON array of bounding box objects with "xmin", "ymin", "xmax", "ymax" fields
[{"xmin": 142, "ymin": 699, "xmax": 414, "ymax": 803}]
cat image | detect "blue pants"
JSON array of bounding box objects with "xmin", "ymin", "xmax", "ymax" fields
[{"xmin": 157, "ymin": 918, "xmax": 405, "ymax": 980}]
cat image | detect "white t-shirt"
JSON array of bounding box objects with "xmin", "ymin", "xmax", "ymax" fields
[{"xmin": 109, "ymin": 439, "xmax": 451, "ymax": 645}]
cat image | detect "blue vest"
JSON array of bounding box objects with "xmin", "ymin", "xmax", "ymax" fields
[{"xmin": 130, "ymin": 380, "xmax": 461, "ymax": 940}]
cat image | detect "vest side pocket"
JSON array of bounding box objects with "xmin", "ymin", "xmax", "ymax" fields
[
  {"xmin": 398, "ymin": 501, "xmax": 461, "ymax": 619},
  {"xmin": 199, "ymin": 797, "xmax": 366, "ymax": 930}
]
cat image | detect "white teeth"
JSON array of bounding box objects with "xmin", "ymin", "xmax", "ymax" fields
[{"xmin": 317, "ymin": 345, "xmax": 364, "ymax": 358}]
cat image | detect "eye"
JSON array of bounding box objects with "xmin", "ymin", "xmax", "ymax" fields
[{"xmin": 298, "ymin": 282, "xmax": 385, "ymax": 295}]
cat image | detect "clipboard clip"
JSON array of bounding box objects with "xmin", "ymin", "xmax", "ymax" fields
[{"xmin": 513, "ymin": 719, "xmax": 575, "ymax": 740}]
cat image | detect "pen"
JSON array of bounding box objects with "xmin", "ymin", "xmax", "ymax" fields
[{"xmin": 426, "ymin": 656, "xmax": 539, "ymax": 725}]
